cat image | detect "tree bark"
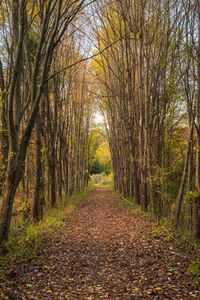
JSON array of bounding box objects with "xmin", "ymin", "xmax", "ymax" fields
[{"xmin": 32, "ymin": 114, "xmax": 44, "ymax": 221}]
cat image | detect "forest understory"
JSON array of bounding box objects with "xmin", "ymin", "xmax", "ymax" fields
[{"xmin": 1, "ymin": 188, "xmax": 199, "ymax": 300}]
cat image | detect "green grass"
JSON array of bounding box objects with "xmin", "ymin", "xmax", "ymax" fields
[
  {"xmin": 152, "ymin": 218, "xmax": 176, "ymax": 241},
  {"xmin": 188, "ymin": 257, "xmax": 200, "ymax": 286},
  {"xmin": 0, "ymin": 186, "xmax": 92, "ymax": 297},
  {"xmin": 115, "ymin": 192, "xmax": 153, "ymax": 219},
  {"xmin": 188, "ymin": 258, "xmax": 200, "ymax": 276},
  {"xmin": 9, "ymin": 186, "xmax": 92, "ymax": 262}
]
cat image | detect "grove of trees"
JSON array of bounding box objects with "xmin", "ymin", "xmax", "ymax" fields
[
  {"xmin": 0, "ymin": 0, "xmax": 94, "ymax": 243},
  {"xmin": 92, "ymin": 0, "xmax": 200, "ymax": 238},
  {"xmin": 0, "ymin": 0, "xmax": 200, "ymax": 245}
]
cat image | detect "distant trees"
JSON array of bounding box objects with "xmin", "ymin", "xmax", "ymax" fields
[{"xmin": 89, "ymin": 129, "xmax": 111, "ymax": 175}]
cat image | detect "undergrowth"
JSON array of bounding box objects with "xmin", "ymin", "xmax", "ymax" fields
[
  {"xmin": 90, "ymin": 173, "xmax": 113, "ymax": 188},
  {"xmin": 116, "ymin": 193, "xmax": 153, "ymax": 220},
  {"xmin": 0, "ymin": 186, "xmax": 92, "ymax": 298},
  {"xmin": 116, "ymin": 191, "xmax": 200, "ymax": 282}
]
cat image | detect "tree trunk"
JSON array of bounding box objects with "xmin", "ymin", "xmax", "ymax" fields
[
  {"xmin": 0, "ymin": 60, "xmax": 8, "ymax": 195},
  {"xmin": 0, "ymin": 156, "xmax": 23, "ymax": 242},
  {"xmin": 50, "ymin": 145, "xmax": 56, "ymax": 207},
  {"xmin": 174, "ymin": 126, "xmax": 193, "ymax": 228},
  {"xmin": 194, "ymin": 0, "xmax": 200, "ymax": 239},
  {"xmin": 32, "ymin": 114, "xmax": 44, "ymax": 221}
]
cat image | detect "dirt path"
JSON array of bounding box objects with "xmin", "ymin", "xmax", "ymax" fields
[{"xmin": 11, "ymin": 188, "xmax": 199, "ymax": 299}]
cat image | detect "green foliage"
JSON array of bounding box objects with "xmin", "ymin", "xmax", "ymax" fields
[
  {"xmin": 17, "ymin": 182, "xmax": 23, "ymax": 193},
  {"xmin": 148, "ymin": 167, "xmax": 171, "ymax": 209},
  {"xmin": 152, "ymin": 215, "xmax": 197, "ymax": 244},
  {"xmin": 65, "ymin": 186, "xmax": 92, "ymax": 207},
  {"xmin": 26, "ymin": 29, "xmax": 38, "ymax": 58},
  {"xmin": 41, "ymin": 146, "xmax": 47, "ymax": 164},
  {"xmin": 0, "ymin": 256, "xmax": 8, "ymax": 284},
  {"xmin": 0, "ymin": 187, "xmax": 92, "ymax": 293},
  {"xmin": 184, "ymin": 191, "xmax": 199, "ymax": 204},
  {"xmin": 7, "ymin": 224, "xmax": 41, "ymax": 263},
  {"xmin": 117, "ymin": 190, "xmax": 198, "ymax": 244},
  {"xmin": 17, "ymin": 198, "xmax": 30, "ymax": 216},
  {"xmin": 89, "ymin": 128, "xmax": 112, "ymax": 176},
  {"xmin": 7, "ymin": 187, "xmax": 92, "ymax": 263},
  {"xmin": 90, "ymin": 159, "xmax": 104, "ymax": 174},
  {"xmin": 188, "ymin": 259, "xmax": 200, "ymax": 276},
  {"xmin": 148, "ymin": 167, "xmax": 168, "ymax": 186},
  {"xmin": 152, "ymin": 220, "xmax": 174, "ymax": 241},
  {"xmin": 90, "ymin": 159, "xmax": 111, "ymax": 175},
  {"xmin": 0, "ymin": 256, "xmax": 10, "ymax": 300},
  {"xmin": 123, "ymin": 176, "xmax": 127, "ymax": 184}
]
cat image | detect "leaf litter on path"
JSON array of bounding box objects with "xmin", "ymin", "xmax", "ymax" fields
[{"xmin": 8, "ymin": 188, "xmax": 200, "ymax": 299}]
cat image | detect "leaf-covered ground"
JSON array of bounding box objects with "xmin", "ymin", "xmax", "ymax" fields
[{"xmin": 9, "ymin": 188, "xmax": 200, "ymax": 299}]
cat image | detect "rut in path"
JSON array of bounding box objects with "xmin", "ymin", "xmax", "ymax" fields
[{"xmin": 12, "ymin": 188, "xmax": 199, "ymax": 299}]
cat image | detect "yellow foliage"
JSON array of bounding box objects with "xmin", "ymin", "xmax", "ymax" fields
[{"xmin": 96, "ymin": 140, "xmax": 111, "ymax": 167}]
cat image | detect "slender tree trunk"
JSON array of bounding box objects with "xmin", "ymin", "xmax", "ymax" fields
[
  {"xmin": 0, "ymin": 155, "xmax": 24, "ymax": 241},
  {"xmin": 49, "ymin": 145, "xmax": 56, "ymax": 207},
  {"xmin": 174, "ymin": 126, "xmax": 193, "ymax": 228},
  {"xmin": 32, "ymin": 114, "xmax": 44, "ymax": 221},
  {"xmin": 194, "ymin": 0, "xmax": 200, "ymax": 239},
  {"xmin": 0, "ymin": 60, "xmax": 8, "ymax": 195}
]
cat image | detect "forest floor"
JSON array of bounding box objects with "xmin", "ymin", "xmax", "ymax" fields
[{"xmin": 7, "ymin": 188, "xmax": 200, "ymax": 299}]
